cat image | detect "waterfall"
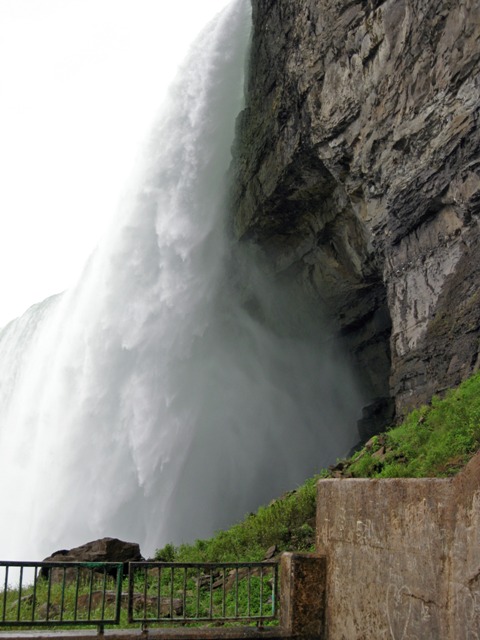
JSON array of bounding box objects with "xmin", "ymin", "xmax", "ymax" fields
[{"xmin": 0, "ymin": 0, "xmax": 362, "ymax": 561}]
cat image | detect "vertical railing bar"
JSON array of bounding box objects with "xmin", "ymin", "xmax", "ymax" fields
[
  {"xmin": 114, "ymin": 563, "xmax": 122, "ymax": 625},
  {"xmin": 235, "ymin": 567, "xmax": 239, "ymax": 618},
  {"xmin": 156, "ymin": 565, "xmax": 161, "ymax": 619},
  {"xmin": 127, "ymin": 564, "xmax": 134, "ymax": 624},
  {"xmin": 73, "ymin": 566, "xmax": 80, "ymax": 621},
  {"xmin": 259, "ymin": 566, "xmax": 264, "ymax": 620},
  {"xmin": 46, "ymin": 565, "xmax": 53, "ymax": 622},
  {"xmin": 143, "ymin": 565, "xmax": 148, "ymax": 620},
  {"xmin": 31, "ymin": 566, "xmax": 38, "ymax": 622},
  {"xmin": 101, "ymin": 566, "xmax": 107, "ymax": 620},
  {"xmin": 2, "ymin": 565, "xmax": 8, "ymax": 622},
  {"xmin": 196, "ymin": 568, "xmax": 200, "ymax": 619},
  {"xmin": 170, "ymin": 566, "xmax": 174, "ymax": 619},
  {"xmin": 88, "ymin": 567, "xmax": 95, "ymax": 621},
  {"xmin": 182, "ymin": 567, "xmax": 187, "ymax": 619},
  {"xmin": 209, "ymin": 568, "xmax": 213, "ymax": 619},
  {"xmin": 270, "ymin": 565, "xmax": 274, "ymax": 618},
  {"xmin": 273, "ymin": 564, "xmax": 278, "ymax": 617},
  {"xmin": 59, "ymin": 566, "xmax": 66, "ymax": 622},
  {"xmin": 247, "ymin": 567, "xmax": 251, "ymax": 618},
  {"xmin": 222, "ymin": 566, "xmax": 226, "ymax": 619},
  {"xmin": 16, "ymin": 565, "xmax": 23, "ymax": 622}
]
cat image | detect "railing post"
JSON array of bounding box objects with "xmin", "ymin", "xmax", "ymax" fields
[{"xmin": 280, "ymin": 553, "xmax": 327, "ymax": 639}]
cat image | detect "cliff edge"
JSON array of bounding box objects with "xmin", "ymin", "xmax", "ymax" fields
[{"xmin": 231, "ymin": 0, "xmax": 480, "ymax": 430}]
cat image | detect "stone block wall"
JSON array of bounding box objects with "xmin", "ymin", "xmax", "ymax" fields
[{"xmin": 316, "ymin": 452, "xmax": 480, "ymax": 639}]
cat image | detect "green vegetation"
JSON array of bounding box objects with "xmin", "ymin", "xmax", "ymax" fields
[
  {"xmin": 155, "ymin": 474, "xmax": 321, "ymax": 564},
  {"xmin": 347, "ymin": 371, "xmax": 480, "ymax": 478},
  {"xmin": 156, "ymin": 371, "xmax": 480, "ymax": 563}
]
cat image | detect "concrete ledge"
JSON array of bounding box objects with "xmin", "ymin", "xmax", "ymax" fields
[{"xmin": 316, "ymin": 451, "xmax": 480, "ymax": 639}]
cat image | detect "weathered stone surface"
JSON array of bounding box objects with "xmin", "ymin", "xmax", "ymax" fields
[
  {"xmin": 232, "ymin": 0, "xmax": 480, "ymax": 423},
  {"xmin": 280, "ymin": 553, "xmax": 326, "ymax": 639},
  {"xmin": 315, "ymin": 451, "xmax": 480, "ymax": 639}
]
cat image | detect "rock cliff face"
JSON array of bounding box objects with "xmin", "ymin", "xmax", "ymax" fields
[{"xmin": 231, "ymin": 0, "xmax": 480, "ymax": 430}]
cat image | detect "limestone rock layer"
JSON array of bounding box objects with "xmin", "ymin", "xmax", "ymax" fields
[{"xmin": 232, "ymin": 0, "xmax": 480, "ymax": 423}]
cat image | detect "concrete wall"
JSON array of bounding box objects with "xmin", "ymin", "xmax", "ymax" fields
[{"xmin": 316, "ymin": 452, "xmax": 480, "ymax": 639}]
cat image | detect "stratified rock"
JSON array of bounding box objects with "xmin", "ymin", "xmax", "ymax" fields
[{"xmin": 231, "ymin": 0, "xmax": 480, "ymax": 424}]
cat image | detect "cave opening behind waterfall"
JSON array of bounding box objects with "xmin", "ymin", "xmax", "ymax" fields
[{"xmin": 229, "ymin": 141, "xmax": 394, "ymax": 445}]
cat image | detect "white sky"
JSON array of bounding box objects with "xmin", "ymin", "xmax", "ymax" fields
[{"xmin": 0, "ymin": 0, "xmax": 233, "ymax": 328}]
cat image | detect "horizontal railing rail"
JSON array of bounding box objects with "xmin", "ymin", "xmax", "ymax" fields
[
  {"xmin": 128, "ymin": 561, "xmax": 279, "ymax": 626},
  {"xmin": 0, "ymin": 561, "xmax": 123, "ymax": 631}
]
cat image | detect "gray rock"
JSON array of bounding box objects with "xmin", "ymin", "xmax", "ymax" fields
[{"xmin": 231, "ymin": 0, "xmax": 480, "ymax": 424}]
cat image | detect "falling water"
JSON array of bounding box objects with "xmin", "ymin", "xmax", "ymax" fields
[{"xmin": 0, "ymin": 0, "xmax": 362, "ymax": 561}]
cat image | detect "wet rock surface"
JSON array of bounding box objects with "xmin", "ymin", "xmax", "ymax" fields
[{"xmin": 232, "ymin": 0, "xmax": 480, "ymax": 423}]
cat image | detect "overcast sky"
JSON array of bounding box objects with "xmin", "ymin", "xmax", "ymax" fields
[{"xmin": 0, "ymin": 0, "xmax": 233, "ymax": 328}]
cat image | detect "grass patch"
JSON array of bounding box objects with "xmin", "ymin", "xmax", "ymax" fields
[{"xmin": 347, "ymin": 371, "xmax": 480, "ymax": 478}]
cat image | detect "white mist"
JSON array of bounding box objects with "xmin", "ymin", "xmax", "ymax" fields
[{"xmin": 0, "ymin": 0, "xmax": 362, "ymax": 561}]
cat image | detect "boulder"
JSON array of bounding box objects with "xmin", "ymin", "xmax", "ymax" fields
[{"xmin": 41, "ymin": 537, "xmax": 143, "ymax": 579}]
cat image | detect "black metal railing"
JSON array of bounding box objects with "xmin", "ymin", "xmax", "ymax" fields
[
  {"xmin": 0, "ymin": 561, "xmax": 123, "ymax": 631},
  {"xmin": 0, "ymin": 560, "xmax": 278, "ymax": 631},
  {"xmin": 128, "ymin": 561, "xmax": 278, "ymax": 626}
]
